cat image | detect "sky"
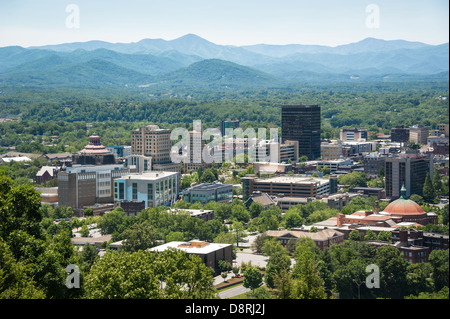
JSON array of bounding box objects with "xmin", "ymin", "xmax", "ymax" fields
[{"xmin": 0, "ymin": 0, "xmax": 448, "ymax": 48}]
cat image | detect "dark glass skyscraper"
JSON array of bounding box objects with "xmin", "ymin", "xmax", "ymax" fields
[{"xmin": 281, "ymin": 104, "xmax": 321, "ymax": 160}]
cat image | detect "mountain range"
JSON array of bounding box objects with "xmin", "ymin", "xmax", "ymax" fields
[{"xmin": 0, "ymin": 34, "xmax": 448, "ymax": 89}]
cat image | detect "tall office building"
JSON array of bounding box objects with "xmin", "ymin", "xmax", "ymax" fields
[
  {"xmin": 409, "ymin": 124, "xmax": 429, "ymax": 145},
  {"xmin": 340, "ymin": 128, "xmax": 368, "ymax": 141},
  {"xmin": 221, "ymin": 119, "xmax": 239, "ymax": 137},
  {"xmin": 130, "ymin": 125, "xmax": 172, "ymax": 164},
  {"xmin": 281, "ymin": 104, "xmax": 321, "ymax": 160},
  {"xmin": 385, "ymin": 151, "xmax": 433, "ymax": 199}
]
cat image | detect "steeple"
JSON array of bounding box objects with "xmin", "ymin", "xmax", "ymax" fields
[{"xmin": 400, "ymin": 184, "xmax": 407, "ymax": 199}]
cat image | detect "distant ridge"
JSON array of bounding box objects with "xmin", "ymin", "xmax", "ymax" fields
[{"xmin": 0, "ymin": 34, "xmax": 447, "ymax": 88}]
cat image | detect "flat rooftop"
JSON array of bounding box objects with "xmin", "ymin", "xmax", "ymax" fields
[
  {"xmin": 254, "ymin": 175, "xmax": 329, "ymax": 185},
  {"xmin": 119, "ymin": 171, "xmax": 178, "ymax": 180},
  {"xmin": 149, "ymin": 240, "xmax": 231, "ymax": 255},
  {"xmin": 186, "ymin": 183, "xmax": 232, "ymax": 191}
]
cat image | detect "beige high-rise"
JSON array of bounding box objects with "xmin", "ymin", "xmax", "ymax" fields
[{"xmin": 131, "ymin": 125, "xmax": 172, "ymax": 164}]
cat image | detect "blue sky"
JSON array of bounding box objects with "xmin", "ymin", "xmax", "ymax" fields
[{"xmin": 0, "ymin": 0, "xmax": 448, "ymax": 47}]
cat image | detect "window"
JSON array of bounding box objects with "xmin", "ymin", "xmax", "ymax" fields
[
  {"xmin": 132, "ymin": 183, "xmax": 138, "ymax": 200},
  {"xmin": 119, "ymin": 182, "xmax": 125, "ymax": 200},
  {"xmin": 148, "ymin": 183, "xmax": 153, "ymax": 201}
]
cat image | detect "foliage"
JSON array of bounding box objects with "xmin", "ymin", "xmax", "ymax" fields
[
  {"xmin": 84, "ymin": 248, "xmax": 217, "ymax": 299},
  {"xmin": 243, "ymin": 267, "xmax": 263, "ymax": 293}
]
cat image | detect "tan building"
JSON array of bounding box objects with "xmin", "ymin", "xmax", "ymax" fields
[
  {"xmin": 131, "ymin": 125, "xmax": 172, "ymax": 164},
  {"xmin": 58, "ymin": 164, "xmax": 135, "ymax": 211},
  {"xmin": 264, "ymin": 229, "xmax": 345, "ymax": 250},
  {"xmin": 409, "ymin": 125, "xmax": 429, "ymax": 144},
  {"xmin": 321, "ymin": 142, "xmax": 343, "ymax": 160},
  {"xmin": 243, "ymin": 175, "xmax": 330, "ymax": 198},
  {"xmin": 438, "ymin": 124, "xmax": 449, "ymax": 137},
  {"xmin": 149, "ymin": 240, "xmax": 232, "ymax": 273}
]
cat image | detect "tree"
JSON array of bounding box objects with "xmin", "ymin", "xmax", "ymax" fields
[
  {"xmin": 349, "ymin": 229, "xmax": 361, "ymax": 241},
  {"xmin": 409, "ymin": 194, "xmax": 424, "ymax": 205},
  {"xmin": 433, "ymin": 168, "xmax": 443, "ymax": 197},
  {"xmin": 283, "ymin": 209, "xmax": 304, "ymax": 229},
  {"xmin": 121, "ymin": 221, "xmax": 158, "ymax": 252},
  {"xmin": 364, "ymin": 229, "xmax": 377, "ymax": 241},
  {"xmin": 338, "ymin": 171, "xmax": 369, "ymax": 189},
  {"xmin": 423, "ymin": 172, "xmax": 436, "ymax": 203},
  {"xmin": 428, "ymin": 249, "xmax": 449, "ymax": 291},
  {"xmin": 165, "ymin": 231, "xmax": 184, "ymax": 242},
  {"xmin": 291, "ymin": 239, "xmax": 326, "ymax": 299},
  {"xmin": 0, "ymin": 173, "xmax": 43, "ymax": 240},
  {"xmin": 85, "ymin": 248, "xmax": 217, "ymax": 299},
  {"xmin": 79, "ymin": 225, "xmax": 90, "ymax": 237},
  {"xmin": 200, "ymin": 169, "xmax": 216, "ymax": 183},
  {"xmin": 265, "ymin": 249, "xmax": 292, "ymax": 289},
  {"xmin": 0, "ymin": 238, "xmax": 46, "ymax": 299},
  {"xmin": 377, "ymin": 231, "xmax": 392, "ymax": 242},
  {"xmin": 249, "ymin": 201, "xmax": 264, "ymax": 219},
  {"xmin": 97, "ymin": 207, "xmax": 129, "ymax": 237},
  {"xmin": 374, "ymin": 245, "xmax": 409, "ymax": 298},
  {"xmin": 243, "ymin": 267, "xmax": 263, "ymax": 293}
]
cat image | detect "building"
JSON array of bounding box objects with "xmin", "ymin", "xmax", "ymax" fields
[
  {"xmin": 427, "ymin": 134, "xmax": 449, "ymax": 146},
  {"xmin": 221, "ymin": 119, "xmax": 239, "ymax": 137},
  {"xmin": 363, "ymin": 152, "xmax": 388, "ymax": 177},
  {"xmin": 438, "ymin": 124, "xmax": 449, "ymax": 137},
  {"xmin": 114, "ymin": 171, "xmax": 179, "ymax": 209},
  {"xmin": 409, "ymin": 125, "xmax": 429, "ymax": 145},
  {"xmin": 365, "ymin": 240, "xmax": 430, "ymax": 264},
  {"xmin": 340, "ymin": 128, "xmax": 368, "ymax": 141},
  {"xmin": 317, "ymin": 159, "xmax": 353, "ymax": 173},
  {"xmin": 106, "ymin": 146, "xmax": 132, "ymax": 159},
  {"xmin": 72, "ymin": 134, "xmax": 116, "ymax": 165},
  {"xmin": 35, "ymin": 166, "xmax": 59, "ymax": 184},
  {"xmin": 131, "ymin": 125, "xmax": 172, "ymax": 165},
  {"xmin": 124, "ymin": 155, "xmax": 152, "ymax": 174},
  {"xmin": 116, "ymin": 200, "xmax": 146, "ymax": 217},
  {"xmin": 43, "ymin": 152, "xmax": 73, "ymax": 165},
  {"xmin": 350, "ymin": 187, "xmax": 386, "ymax": 199},
  {"xmin": 264, "ymin": 229, "xmax": 345, "ymax": 251},
  {"xmin": 58, "ymin": 164, "xmax": 134, "ymax": 211},
  {"xmin": 341, "ymin": 141, "xmax": 376, "ymax": 155},
  {"xmin": 35, "ymin": 187, "xmax": 58, "ymax": 206},
  {"xmin": 334, "ymin": 187, "xmax": 437, "ymax": 227},
  {"xmin": 169, "ymin": 208, "xmax": 215, "ymax": 221},
  {"xmin": 186, "ymin": 129, "xmax": 207, "ymax": 171},
  {"xmin": 182, "ymin": 183, "xmax": 233, "ymax": 204},
  {"xmin": 321, "ymin": 141, "xmax": 343, "ymax": 160},
  {"xmin": 390, "ymin": 125, "xmax": 410, "ymax": 143},
  {"xmin": 384, "ymin": 152, "xmax": 433, "ymax": 199},
  {"xmin": 252, "ymin": 162, "xmax": 292, "ymax": 175},
  {"xmin": 242, "ymin": 175, "xmax": 330, "ymax": 199},
  {"xmin": 281, "ymin": 104, "xmax": 321, "ymax": 160},
  {"xmin": 381, "ymin": 186, "xmax": 437, "ymax": 225},
  {"xmin": 243, "ymin": 191, "xmax": 276, "ymax": 209},
  {"xmin": 149, "ymin": 240, "xmax": 232, "ymax": 274}
]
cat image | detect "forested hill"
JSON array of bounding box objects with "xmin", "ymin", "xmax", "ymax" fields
[
  {"xmin": 0, "ymin": 35, "xmax": 448, "ymax": 89},
  {"xmin": 1, "ymin": 87, "xmax": 448, "ymax": 132}
]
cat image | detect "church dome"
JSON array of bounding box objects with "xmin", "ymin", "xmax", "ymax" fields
[
  {"xmin": 383, "ymin": 185, "xmax": 426, "ymax": 216},
  {"xmin": 383, "ymin": 198, "xmax": 426, "ymax": 215}
]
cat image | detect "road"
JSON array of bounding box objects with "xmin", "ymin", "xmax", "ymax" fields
[{"xmin": 219, "ymin": 284, "xmax": 250, "ymax": 299}]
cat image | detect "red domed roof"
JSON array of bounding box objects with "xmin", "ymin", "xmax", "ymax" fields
[
  {"xmin": 383, "ymin": 198, "xmax": 426, "ymax": 216},
  {"xmin": 79, "ymin": 135, "xmax": 112, "ymax": 155}
]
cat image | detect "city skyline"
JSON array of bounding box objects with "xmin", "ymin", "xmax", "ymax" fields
[{"xmin": 0, "ymin": 0, "xmax": 448, "ymax": 48}]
